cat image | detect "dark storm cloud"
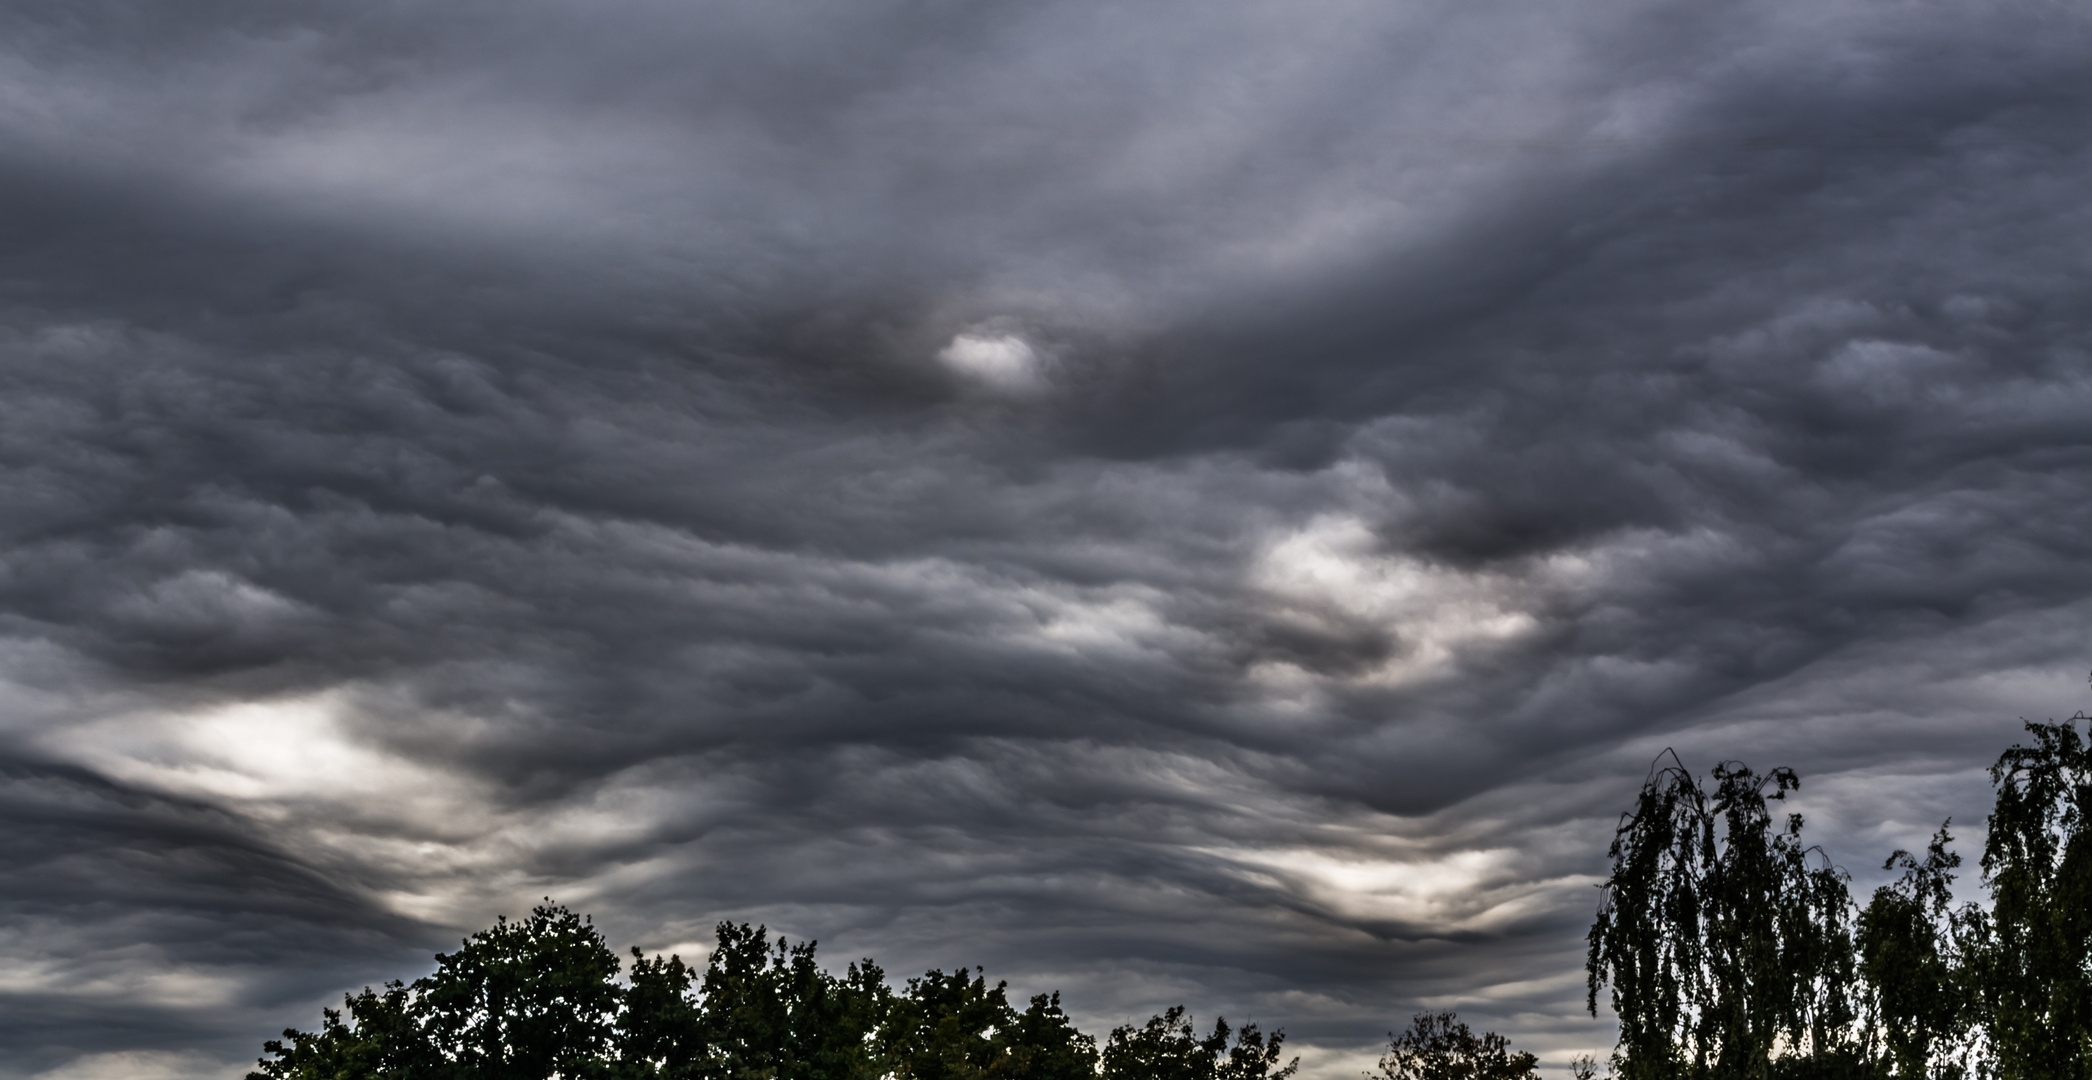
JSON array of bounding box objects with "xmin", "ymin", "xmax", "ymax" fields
[{"xmin": 4, "ymin": 0, "xmax": 2092, "ymax": 1075}]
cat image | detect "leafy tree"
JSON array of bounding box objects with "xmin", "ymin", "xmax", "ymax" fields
[
  {"xmin": 615, "ymin": 948, "xmax": 706, "ymax": 1079},
  {"xmin": 1965, "ymin": 716, "xmax": 2092, "ymax": 1079},
  {"xmin": 1097, "ymin": 1005, "xmax": 1297, "ymax": 1080},
  {"xmin": 250, "ymin": 981, "xmax": 434, "ymax": 1080},
  {"xmin": 1374, "ymin": 1011, "xmax": 1537, "ymax": 1080},
  {"xmin": 253, "ymin": 907, "xmax": 1272, "ymax": 1080},
  {"xmin": 1000, "ymin": 992, "xmax": 1099, "ymax": 1080},
  {"xmin": 1586, "ymin": 756, "xmax": 1864, "ymax": 1080},
  {"xmin": 881, "ymin": 975, "xmax": 1094, "ymax": 1080},
  {"xmin": 1857, "ymin": 826, "xmax": 1970, "ymax": 1080},
  {"xmin": 251, "ymin": 903, "xmax": 620, "ymax": 1080},
  {"xmin": 413, "ymin": 903, "xmax": 625, "ymax": 1079},
  {"xmin": 884, "ymin": 967, "xmax": 1014, "ymax": 1080},
  {"xmin": 697, "ymin": 922, "xmax": 889, "ymax": 1080}
]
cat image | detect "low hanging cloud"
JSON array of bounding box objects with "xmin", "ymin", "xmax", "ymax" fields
[{"xmin": 2, "ymin": 0, "xmax": 2092, "ymax": 1076}]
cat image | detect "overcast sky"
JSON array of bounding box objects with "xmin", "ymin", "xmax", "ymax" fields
[{"xmin": 3, "ymin": 1, "xmax": 2091, "ymax": 1077}]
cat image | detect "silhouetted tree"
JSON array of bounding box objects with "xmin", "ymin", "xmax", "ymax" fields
[
  {"xmin": 1964, "ymin": 716, "xmax": 2092, "ymax": 1079},
  {"xmin": 1097, "ymin": 1005, "xmax": 1297, "ymax": 1080},
  {"xmin": 258, "ymin": 910, "xmax": 1118, "ymax": 1080},
  {"xmin": 1857, "ymin": 826, "xmax": 1971, "ymax": 1080},
  {"xmin": 1374, "ymin": 1011, "xmax": 1538, "ymax": 1080},
  {"xmin": 250, "ymin": 981, "xmax": 434, "ymax": 1080},
  {"xmin": 884, "ymin": 967, "xmax": 1014, "ymax": 1080},
  {"xmin": 1586, "ymin": 756, "xmax": 1865, "ymax": 1079},
  {"xmin": 697, "ymin": 922, "xmax": 889, "ymax": 1080},
  {"xmin": 876, "ymin": 968, "xmax": 1097, "ymax": 1079},
  {"xmin": 414, "ymin": 903, "xmax": 624, "ymax": 1078},
  {"xmin": 1589, "ymin": 710, "xmax": 2092, "ymax": 1078},
  {"xmin": 251, "ymin": 902, "xmax": 620, "ymax": 1080},
  {"xmin": 615, "ymin": 948, "xmax": 706, "ymax": 1079},
  {"xmin": 1000, "ymin": 992, "xmax": 1099, "ymax": 1080}
]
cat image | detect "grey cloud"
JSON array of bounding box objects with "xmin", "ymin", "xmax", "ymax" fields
[
  {"xmin": 2, "ymin": 0, "xmax": 2092, "ymax": 1076},
  {"xmin": 0, "ymin": 754, "xmax": 435, "ymax": 1075}
]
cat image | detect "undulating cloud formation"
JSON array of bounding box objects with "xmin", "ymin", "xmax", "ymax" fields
[{"xmin": 3, "ymin": 1, "xmax": 2090, "ymax": 1076}]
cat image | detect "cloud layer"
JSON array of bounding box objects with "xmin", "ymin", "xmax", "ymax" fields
[{"xmin": 3, "ymin": 1, "xmax": 2092, "ymax": 1075}]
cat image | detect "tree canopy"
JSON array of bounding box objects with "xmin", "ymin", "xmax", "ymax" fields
[
  {"xmin": 256, "ymin": 712, "xmax": 2092, "ymax": 1080},
  {"xmin": 1589, "ymin": 713, "xmax": 2092, "ymax": 1080},
  {"xmin": 252, "ymin": 906, "xmax": 1310, "ymax": 1080},
  {"xmin": 1375, "ymin": 1012, "xmax": 1538, "ymax": 1080}
]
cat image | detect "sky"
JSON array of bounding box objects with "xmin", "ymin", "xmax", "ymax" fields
[{"xmin": 2, "ymin": 1, "xmax": 2090, "ymax": 1077}]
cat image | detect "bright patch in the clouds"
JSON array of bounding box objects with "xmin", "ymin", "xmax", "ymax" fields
[
  {"xmin": 34, "ymin": 1051, "xmax": 227, "ymax": 1080},
  {"xmin": 1253, "ymin": 515, "xmax": 1536, "ymax": 687},
  {"xmin": 38, "ymin": 692, "xmax": 472, "ymax": 818},
  {"xmin": 938, "ymin": 333, "xmax": 1043, "ymax": 390},
  {"xmin": 1204, "ymin": 844, "xmax": 1565, "ymax": 933}
]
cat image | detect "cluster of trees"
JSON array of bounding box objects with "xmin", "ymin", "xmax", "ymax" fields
[
  {"xmin": 252, "ymin": 913, "xmax": 1554, "ymax": 1080},
  {"xmin": 1586, "ymin": 715, "xmax": 2092, "ymax": 1079},
  {"xmin": 251, "ymin": 908, "xmax": 1301, "ymax": 1080},
  {"xmin": 257, "ymin": 714, "xmax": 2089, "ymax": 1080},
  {"xmin": 1375, "ymin": 1012, "xmax": 1543, "ymax": 1080}
]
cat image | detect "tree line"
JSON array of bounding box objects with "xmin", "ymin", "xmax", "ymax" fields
[
  {"xmin": 253, "ymin": 714, "xmax": 2090, "ymax": 1079},
  {"xmin": 250, "ymin": 909, "xmax": 1299, "ymax": 1080},
  {"xmin": 1586, "ymin": 715, "xmax": 2092, "ymax": 1079},
  {"xmin": 250, "ymin": 908, "xmax": 1561, "ymax": 1079},
  {"xmin": 249, "ymin": 904, "xmax": 1565, "ymax": 1080}
]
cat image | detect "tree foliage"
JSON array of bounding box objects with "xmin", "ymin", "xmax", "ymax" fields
[
  {"xmin": 415, "ymin": 905, "xmax": 623, "ymax": 1078},
  {"xmin": 881, "ymin": 967, "xmax": 1097, "ymax": 1080},
  {"xmin": 1590, "ymin": 712, "xmax": 2092, "ymax": 1080},
  {"xmin": 1968, "ymin": 716, "xmax": 2092, "ymax": 1079},
  {"xmin": 254, "ymin": 981, "xmax": 431, "ymax": 1080},
  {"xmin": 254, "ymin": 907, "xmax": 1297, "ymax": 1080},
  {"xmin": 1857, "ymin": 827, "xmax": 1970, "ymax": 1080},
  {"xmin": 693, "ymin": 921, "xmax": 889, "ymax": 1080},
  {"xmin": 1096, "ymin": 1005, "xmax": 1296, "ymax": 1080},
  {"xmin": 1586, "ymin": 757, "xmax": 1862, "ymax": 1079},
  {"xmin": 1375, "ymin": 1011, "xmax": 1538, "ymax": 1080},
  {"xmin": 255, "ymin": 711, "xmax": 2092, "ymax": 1080}
]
